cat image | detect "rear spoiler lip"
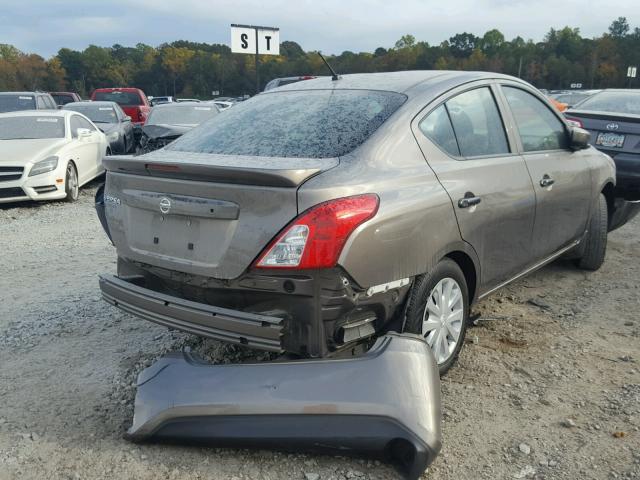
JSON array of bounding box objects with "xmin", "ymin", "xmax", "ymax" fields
[
  {"xmin": 566, "ymin": 109, "xmax": 640, "ymax": 124},
  {"xmin": 103, "ymin": 154, "xmax": 338, "ymax": 188}
]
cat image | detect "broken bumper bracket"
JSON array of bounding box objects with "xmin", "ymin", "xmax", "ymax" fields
[{"xmin": 126, "ymin": 333, "xmax": 442, "ymax": 479}]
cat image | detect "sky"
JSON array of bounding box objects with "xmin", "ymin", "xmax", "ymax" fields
[{"xmin": 1, "ymin": 0, "xmax": 639, "ymax": 57}]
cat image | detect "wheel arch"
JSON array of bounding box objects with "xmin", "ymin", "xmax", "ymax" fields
[
  {"xmin": 440, "ymin": 245, "xmax": 480, "ymax": 304},
  {"xmin": 66, "ymin": 158, "xmax": 77, "ymax": 171},
  {"xmin": 600, "ymin": 180, "xmax": 615, "ymax": 229}
]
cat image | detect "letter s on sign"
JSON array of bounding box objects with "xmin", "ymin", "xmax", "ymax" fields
[{"xmin": 241, "ymin": 33, "xmax": 248, "ymax": 49}]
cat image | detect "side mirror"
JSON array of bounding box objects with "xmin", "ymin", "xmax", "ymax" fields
[
  {"xmin": 570, "ymin": 126, "xmax": 590, "ymax": 150},
  {"xmin": 77, "ymin": 128, "xmax": 92, "ymax": 139},
  {"xmin": 123, "ymin": 115, "xmax": 132, "ymax": 122}
]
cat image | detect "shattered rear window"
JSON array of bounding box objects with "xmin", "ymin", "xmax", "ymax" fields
[{"xmin": 168, "ymin": 89, "xmax": 407, "ymax": 158}]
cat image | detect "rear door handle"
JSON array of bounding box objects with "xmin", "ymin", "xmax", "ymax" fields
[
  {"xmin": 540, "ymin": 175, "xmax": 555, "ymax": 187},
  {"xmin": 458, "ymin": 193, "xmax": 482, "ymax": 209}
]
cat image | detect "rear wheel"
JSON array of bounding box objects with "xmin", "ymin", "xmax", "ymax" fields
[
  {"xmin": 64, "ymin": 162, "xmax": 79, "ymax": 202},
  {"xmin": 575, "ymin": 193, "xmax": 608, "ymax": 271},
  {"xmin": 403, "ymin": 259, "xmax": 469, "ymax": 375}
]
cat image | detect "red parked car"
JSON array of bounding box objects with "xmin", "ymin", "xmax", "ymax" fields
[{"xmin": 90, "ymin": 88, "xmax": 151, "ymax": 127}]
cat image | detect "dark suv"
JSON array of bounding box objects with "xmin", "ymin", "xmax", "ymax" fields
[
  {"xmin": 0, "ymin": 92, "xmax": 57, "ymax": 112},
  {"xmin": 49, "ymin": 91, "xmax": 82, "ymax": 107}
]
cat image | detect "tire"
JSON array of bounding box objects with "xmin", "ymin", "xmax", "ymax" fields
[
  {"xmin": 403, "ymin": 258, "xmax": 469, "ymax": 375},
  {"xmin": 64, "ymin": 162, "xmax": 79, "ymax": 202},
  {"xmin": 575, "ymin": 193, "xmax": 608, "ymax": 271}
]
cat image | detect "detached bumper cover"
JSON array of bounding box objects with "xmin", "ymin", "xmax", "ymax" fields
[
  {"xmin": 99, "ymin": 274, "xmax": 284, "ymax": 351},
  {"xmin": 126, "ymin": 333, "xmax": 442, "ymax": 479}
]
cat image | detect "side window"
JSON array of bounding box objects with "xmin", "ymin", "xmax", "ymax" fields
[
  {"xmin": 45, "ymin": 96, "xmax": 56, "ymax": 109},
  {"xmin": 76, "ymin": 116, "xmax": 96, "ymax": 131},
  {"xmin": 70, "ymin": 115, "xmax": 82, "ymax": 138},
  {"xmin": 36, "ymin": 96, "xmax": 46, "ymax": 109},
  {"xmin": 419, "ymin": 104, "xmax": 460, "ymax": 156},
  {"xmin": 445, "ymin": 87, "xmax": 510, "ymax": 157},
  {"xmin": 503, "ymin": 87, "xmax": 569, "ymax": 152}
]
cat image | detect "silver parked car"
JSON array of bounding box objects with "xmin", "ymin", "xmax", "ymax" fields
[
  {"xmin": 63, "ymin": 101, "xmax": 135, "ymax": 154},
  {"xmin": 97, "ymin": 71, "xmax": 620, "ymax": 374}
]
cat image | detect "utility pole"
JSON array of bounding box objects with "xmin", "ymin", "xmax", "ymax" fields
[
  {"xmin": 254, "ymin": 26, "xmax": 259, "ymax": 94},
  {"xmin": 517, "ymin": 57, "xmax": 523, "ymax": 78}
]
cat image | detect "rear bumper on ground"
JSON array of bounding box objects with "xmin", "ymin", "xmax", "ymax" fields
[
  {"xmin": 126, "ymin": 333, "xmax": 442, "ymax": 480},
  {"xmin": 99, "ymin": 274, "xmax": 285, "ymax": 351}
]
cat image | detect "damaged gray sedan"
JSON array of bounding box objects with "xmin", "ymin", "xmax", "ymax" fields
[{"xmin": 97, "ymin": 71, "xmax": 619, "ymax": 374}]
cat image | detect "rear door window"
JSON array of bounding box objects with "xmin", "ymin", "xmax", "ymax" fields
[
  {"xmin": 418, "ymin": 105, "xmax": 460, "ymax": 156},
  {"xmin": 503, "ymin": 87, "xmax": 569, "ymax": 152},
  {"xmin": 169, "ymin": 89, "xmax": 407, "ymax": 158},
  {"xmin": 445, "ymin": 87, "xmax": 510, "ymax": 157}
]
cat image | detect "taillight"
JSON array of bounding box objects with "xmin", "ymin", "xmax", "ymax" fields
[
  {"xmin": 254, "ymin": 194, "xmax": 379, "ymax": 269},
  {"xmin": 565, "ymin": 117, "xmax": 583, "ymax": 128}
]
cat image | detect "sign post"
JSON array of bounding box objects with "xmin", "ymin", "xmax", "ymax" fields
[
  {"xmin": 627, "ymin": 66, "xmax": 637, "ymax": 87},
  {"xmin": 231, "ymin": 24, "xmax": 280, "ymax": 94}
]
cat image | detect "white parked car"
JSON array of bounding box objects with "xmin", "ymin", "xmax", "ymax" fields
[{"xmin": 0, "ymin": 110, "xmax": 109, "ymax": 204}]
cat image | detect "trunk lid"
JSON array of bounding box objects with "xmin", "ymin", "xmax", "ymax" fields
[
  {"xmin": 566, "ymin": 109, "xmax": 640, "ymax": 155},
  {"xmin": 103, "ymin": 150, "xmax": 338, "ymax": 279}
]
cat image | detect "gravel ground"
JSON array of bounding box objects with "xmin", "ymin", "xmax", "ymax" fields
[{"xmin": 0, "ymin": 182, "xmax": 638, "ymax": 480}]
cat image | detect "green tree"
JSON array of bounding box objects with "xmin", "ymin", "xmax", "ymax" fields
[
  {"xmin": 449, "ymin": 33, "xmax": 479, "ymax": 58},
  {"xmin": 394, "ymin": 35, "xmax": 416, "ymax": 50},
  {"xmin": 480, "ymin": 29, "xmax": 505, "ymax": 55},
  {"xmin": 161, "ymin": 46, "xmax": 195, "ymax": 96},
  {"xmin": 609, "ymin": 17, "xmax": 630, "ymax": 38}
]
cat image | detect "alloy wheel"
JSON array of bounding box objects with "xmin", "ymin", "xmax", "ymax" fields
[{"xmin": 67, "ymin": 164, "xmax": 78, "ymax": 200}]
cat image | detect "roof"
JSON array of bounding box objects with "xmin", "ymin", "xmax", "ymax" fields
[
  {"xmin": 64, "ymin": 101, "xmax": 118, "ymax": 108},
  {"xmin": 0, "ymin": 91, "xmax": 47, "ymax": 96},
  {"xmin": 0, "ymin": 110, "xmax": 72, "ymax": 118},
  {"xmin": 271, "ymin": 70, "xmax": 517, "ymax": 95},
  {"xmin": 152, "ymin": 101, "xmax": 205, "ymax": 109},
  {"xmin": 598, "ymin": 89, "xmax": 640, "ymax": 93},
  {"xmin": 92, "ymin": 87, "xmax": 143, "ymax": 91}
]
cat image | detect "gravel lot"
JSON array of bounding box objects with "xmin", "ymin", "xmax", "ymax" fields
[{"xmin": 0, "ymin": 182, "xmax": 638, "ymax": 480}]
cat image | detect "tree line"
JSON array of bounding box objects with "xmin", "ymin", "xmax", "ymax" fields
[{"xmin": 1, "ymin": 17, "xmax": 639, "ymax": 98}]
